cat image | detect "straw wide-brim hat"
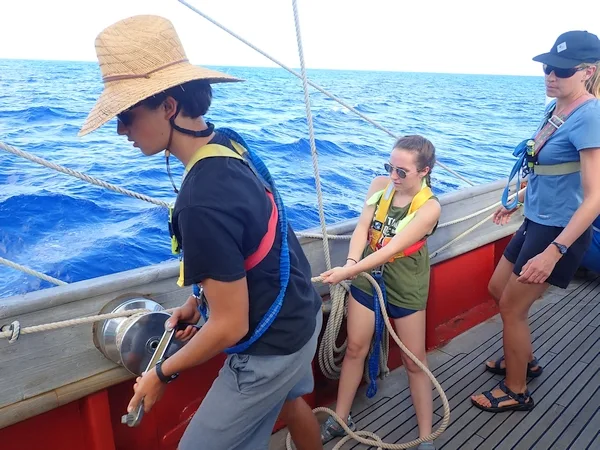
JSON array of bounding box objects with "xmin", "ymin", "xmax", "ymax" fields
[{"xmin": 78, "ymin": 15, "xmax": 242, "ymax": 136}]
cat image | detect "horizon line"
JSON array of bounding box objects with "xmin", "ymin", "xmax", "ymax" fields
[{"xmin": 0, "ymin": 57, "xmax": 543, "ymax": 78}]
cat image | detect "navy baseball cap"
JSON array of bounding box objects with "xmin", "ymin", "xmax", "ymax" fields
[{"xmin": 533, "ymin": 30, "xmax": 600, "ymax": 69}]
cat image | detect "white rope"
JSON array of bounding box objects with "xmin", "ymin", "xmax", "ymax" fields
[
  {"xmin": 317, "ymin": 282, "xmax": 350, "ymax": 378},
  {"xmin": 287, "ymin": 1, "xmax": 446, "ymax": 448},
  {"xmin": 296, "ymin": 232, "xmax": 352, "ymax": 240},
  {"xmin": 0, "ymin": 307, "xmax": 175, "ymax": 341},
  {"xmin": 291, "ymin": 0, "xmax": 332, "ymax": 272},
  {"xmin": 0, "ymin": 256, "xmax": 67, "ymax": 286},
  {"xmin": 288, "ymin": 0, "xmax": 377, "ymax": 386},
  {"xmin": 431, "ymin": 191, "xmax": 522, "ymax": 259},
  {"xmin": 176, "ymin": 0, "xmax": 474, "ymax": 187},
  {"xmin": 0, "ymin": 141, "xmax": 171, "ymax": 209},
  {"xmin": 293, "ymin": 274, "xmax": 449, "ymax": 450},
  {"xmin": 289, "ymin": 0, "xmax": 390, "ymax": 384},
  {"xmin": 438, "ymin": 201, "xmax": 503, "ymax": 228},
  {"xmin": 431, "ymin": 213, "xmax": 495, "ymax": 259}
]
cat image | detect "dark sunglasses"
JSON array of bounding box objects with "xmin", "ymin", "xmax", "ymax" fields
[
  {"xmin": 543, "ymin": 64, "xmax": 584, "ymax": 78},
  {"xmin": 384, "ymin": 162, "xmax": 407, "ymax": 179},
  {"xmin": 117, "ymin": 99, "xmax": 146, "ymax": 127},
  {"xmin": 117, "ymin": 109, "xmax": 135, "ymax": 127}
]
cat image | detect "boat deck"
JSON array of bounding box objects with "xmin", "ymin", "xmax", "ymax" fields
[{"xmin": 270, "ymin": 275, "xmax": 600, "ymax": 449}]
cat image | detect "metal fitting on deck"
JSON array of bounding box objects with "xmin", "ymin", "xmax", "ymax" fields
[{"xmin": 1, "ymin": 321, "xmax": 21, "ymax": 343}]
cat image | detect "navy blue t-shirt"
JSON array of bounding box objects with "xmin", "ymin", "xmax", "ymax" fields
[{"xmin": 171, "ymin": 132, "xmax": 322, "ymax": 355}]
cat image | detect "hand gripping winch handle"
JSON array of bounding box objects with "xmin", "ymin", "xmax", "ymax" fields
[
  {"xmin": 121, "ymin": 322, "xmax": 177, "ymax": 427},
  {"xmin": 121, "ymin": 401, "xmax": 144, "ymax": 427}
]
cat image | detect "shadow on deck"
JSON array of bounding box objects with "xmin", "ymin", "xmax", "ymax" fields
[{"xmin": 270, "ymin": 276, "xmax": 600, "ymax": 449}]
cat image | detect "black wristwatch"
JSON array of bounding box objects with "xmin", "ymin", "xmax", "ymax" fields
[
  {"xmin": 155, "ymin": 358, "xmax": 179, "ymax": 384},
  {"xmin": 551, "ymin": 241, "xmax": 568, "ymax": 255}
]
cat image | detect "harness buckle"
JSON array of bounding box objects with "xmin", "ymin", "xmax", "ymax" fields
[
  {"xmin": 548, "ymin": 115, "xmax": 565, "ymax": 129},
  {"xmin": 371, "ymin": 266, "xmax": 384, "ymax": 278}
]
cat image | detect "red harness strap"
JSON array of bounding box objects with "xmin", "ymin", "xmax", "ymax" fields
[
  {"xmin": 403, "ymin": 239, "xmax": 426, "ymax": 256},
  {"xmin": 244, "ymin": 190, "xmax": 278, "ymax": 271}
]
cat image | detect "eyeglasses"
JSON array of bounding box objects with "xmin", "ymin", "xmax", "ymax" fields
[
  {"xmin": 384, "ymin": 162, "xmax": 407, "ymax": 179},
  {"xmin": 543, "ymin": 64, "xmax": 585, "ymax": 79}
]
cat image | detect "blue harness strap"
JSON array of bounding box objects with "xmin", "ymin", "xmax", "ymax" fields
[
  {"xmin": 209, "ymin": 128, "xmax": 291, "ymax": 355},
  {"xmin": 366, "ymin": 269, "xmax": 388, "ymax": 398},
  {"xmin": 501, "ymin": 138, "xmax": 529, "ymax": 210},
  {"xmin": 193, "ymin": 284, "xmax": 209, "ymax": 322},
  {"xmin": 501, "ymin": 101, "xmax": 562, "ymax": 210}
]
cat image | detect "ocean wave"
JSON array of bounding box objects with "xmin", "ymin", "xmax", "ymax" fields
[{"xmin": 0, "ymin": 105, "xmax": 80, "ymax": 122}]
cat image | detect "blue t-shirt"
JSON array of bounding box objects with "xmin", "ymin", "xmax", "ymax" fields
[
  {"xmin": 525, "ymin": 98, "xmax": 600, "ymax": 227},
  {"xmin": 171, "ymin": 132, "xmax": 322, "ymax": 355}
]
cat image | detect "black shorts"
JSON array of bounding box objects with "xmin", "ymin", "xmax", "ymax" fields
[{"xmin": 504, "ymin": 218, "xmax": 592, "ymax": 289}]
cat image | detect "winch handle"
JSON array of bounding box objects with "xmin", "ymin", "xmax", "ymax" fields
[{"xmin": 121, "ymin": 401, "xmax": 144, "ymax": 427}]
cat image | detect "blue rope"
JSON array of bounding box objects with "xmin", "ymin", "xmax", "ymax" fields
[
  {"xmin": 366, "ymin": 271, "xmax": 387, "ymax": 398},
  {"xmin": 501, "ymin": 138, "xmax": 528, "ymax": 210},
  {"xmin": 193, "ymin": 284, "xmax": 209, "ymax": 322},
  {"xmin": 212, "ymin": 128, "xmax": 291, "ymax": 355}
]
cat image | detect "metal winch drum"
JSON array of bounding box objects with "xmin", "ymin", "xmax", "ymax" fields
[{"xmin": 93, "ymin": 296, "xmax": 187, "ymax": 376}]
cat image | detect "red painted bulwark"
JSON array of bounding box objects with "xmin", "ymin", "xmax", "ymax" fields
[
  {"xmin": 426, "ymin": 245, "xmax": 497, "ymax": 349},
  {"xmin": 0, "ymin": 236, "xmax": 512, "ymax": 449},
  {"xmin": 82, "ymin": 391, "xmax": 116, "ymax": 450},
  {"xmin": 0, "ymin": 402, "xmax": 86, "ymax": 450},
  {"xmin": 109, "ymin": 354, "xmax": 227, "ymax": 450}
]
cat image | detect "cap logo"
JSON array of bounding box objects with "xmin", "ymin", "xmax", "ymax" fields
[{"xmin": 557, "ymin": 42, "xmax": 567, "ymax": 53}]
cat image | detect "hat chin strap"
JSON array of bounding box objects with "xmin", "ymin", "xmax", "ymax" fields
[
  {"xmin": 169, "ymin": 103, "xmax": 215, "ymax": 138},
  {"xmin": 165, "ymin": 126, "xmax": 179, "ymax": 194},
  {"xmin": 164, "ymin": 104, "xmax": 215, "ymax": 194}
]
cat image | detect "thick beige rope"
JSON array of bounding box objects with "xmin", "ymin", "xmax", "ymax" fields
[
  {"xmin": 286, "ymin": 273, "xmax": 450, "ymax": 450},
  {"xmin": 0, "ymin": 256, "xmax": 67, "ymax": 286},
  {"xmin": 0, "ymin": 141, "xmax": 170, "ymax": 208},
  {"xmin": 0, "ymin": 308, "xmax": 176, "ymax": 341},
  {"xmin": 285, "ymin": 3, "xmax": 449, "ymax": 448}
]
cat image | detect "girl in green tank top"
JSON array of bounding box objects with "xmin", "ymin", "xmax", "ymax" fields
[{"xmin": 319, "ymin": 136, "xmax": 441, "ymax": 450}]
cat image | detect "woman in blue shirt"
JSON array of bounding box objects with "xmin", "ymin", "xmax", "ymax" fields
[{"xmin": 471, "ymin": 30, "xmax": 600, "ymax": 413}]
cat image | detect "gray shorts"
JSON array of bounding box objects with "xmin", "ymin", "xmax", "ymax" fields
[{"xmin": 178, "ymin": 310, "xmax": 322, "ymax": 450}]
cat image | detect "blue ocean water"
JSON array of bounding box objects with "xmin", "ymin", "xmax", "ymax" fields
[{"xmin": 0, "ymin": 59, "xmax": 545, "ymax": 298}]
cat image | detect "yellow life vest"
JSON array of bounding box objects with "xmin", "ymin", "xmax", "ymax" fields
[{"xmin": 367, "ymin": 178, "xmax": 434, "ymax": 261}]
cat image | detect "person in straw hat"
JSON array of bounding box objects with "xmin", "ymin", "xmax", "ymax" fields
[{"xmin": 80, "ymin": 15, "xmax": 324, "ymax": 450}]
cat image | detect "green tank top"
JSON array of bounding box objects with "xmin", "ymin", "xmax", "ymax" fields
[{"xmin": 351, "ymin": 197, "xmax": 438, "ymax": 310}]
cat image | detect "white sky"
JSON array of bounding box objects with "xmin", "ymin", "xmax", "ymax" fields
[{"xmin": 1, "ymin": 0, "xmax": 599, "ymax": 75}]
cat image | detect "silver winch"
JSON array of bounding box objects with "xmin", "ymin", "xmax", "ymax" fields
[{"xmin": 92, "ymin": 296, "xmax": 188, "ymax": 376}]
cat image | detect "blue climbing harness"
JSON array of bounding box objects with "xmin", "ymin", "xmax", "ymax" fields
[{"xmin": 190, "ymin": 128, "xmax": 290, "ymax": 355}]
